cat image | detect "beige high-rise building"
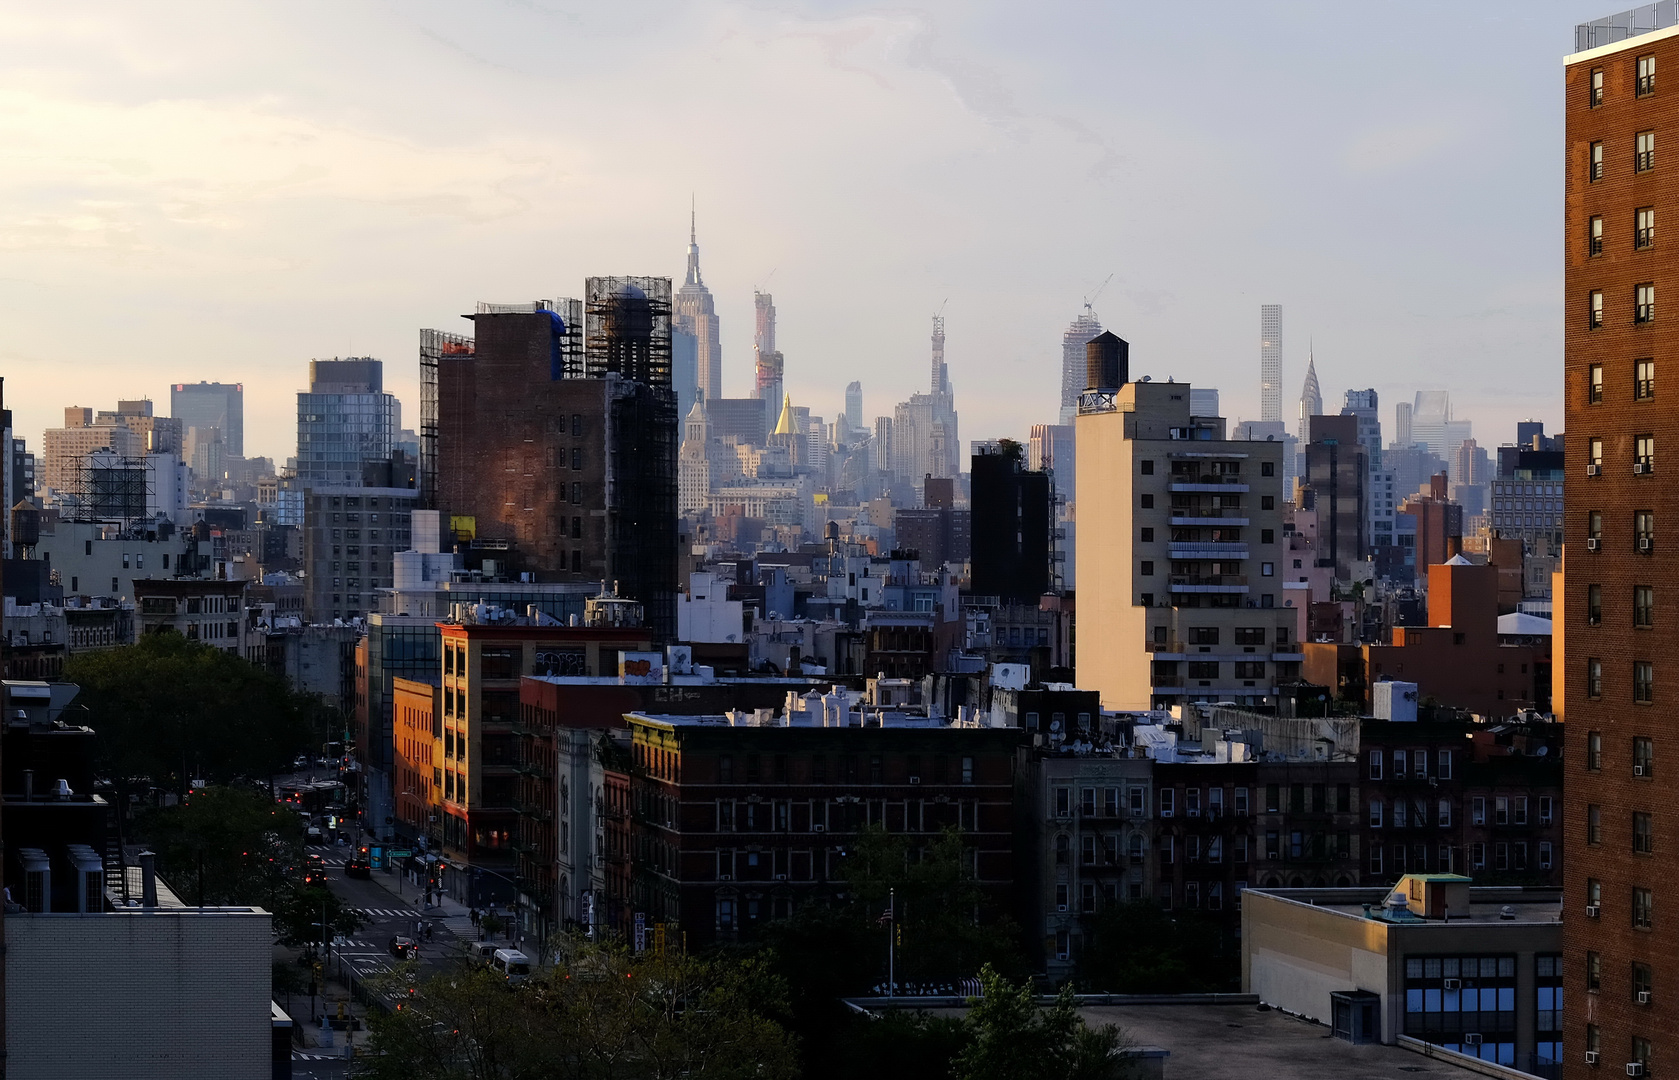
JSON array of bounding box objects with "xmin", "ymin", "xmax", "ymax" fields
[
  {"xmin": 41, "ymin": 409, "xmax": 140, "ymax": 497},
  {"xmin": 1076, "ymin": 367, "xmax": 1294, "ymax": 711}
]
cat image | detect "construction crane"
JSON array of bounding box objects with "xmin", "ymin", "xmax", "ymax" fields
[{"xmin": 1084, "ymin": 273, "xmax": 1113, "ymax": 315}]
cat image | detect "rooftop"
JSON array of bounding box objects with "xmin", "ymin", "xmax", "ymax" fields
[{"xmin": 1576, "ymin": 2, "xmax": 1679, "ymax": 53}]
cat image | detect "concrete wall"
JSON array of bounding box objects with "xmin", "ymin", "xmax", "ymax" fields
[
  {"xmin": 1243, "ymin": 889, "xmax": 1393, "ymax": 1036},
  {"xmin": 6, "ymin": 909, "xmax": 272, "ymax": 1080}
]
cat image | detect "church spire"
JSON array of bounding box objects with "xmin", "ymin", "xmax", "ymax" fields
[{"xmin": 685, "ymin": 196, "xmax": 703, "ymax": 288}]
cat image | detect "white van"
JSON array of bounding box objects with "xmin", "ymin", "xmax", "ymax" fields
[
  {"xmin": 491, "ymin": 948, "xmax": 532, "ymax": 984},
  {"xmin": 464, "ymin": 941, "xmax": 497, "ymax": 965}
]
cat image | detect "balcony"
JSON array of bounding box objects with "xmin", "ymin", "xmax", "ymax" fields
[
  {"xmin": 1170, "ymin": 514, "xmax": 1249, "ymax": 526},
  {"xmin": 1170, "ymin": 576, "xmax": 1249, "ymax": 594},
  {"xmin": 1168, "ymin": 543, "xmax": 1249, "ymax": 559},
  {"xmin": 1170, "ymin": 481, "xmax": 1250, "ymax": 493}
]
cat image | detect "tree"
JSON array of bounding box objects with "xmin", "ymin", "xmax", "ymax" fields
[
  {"xmin": 274, "ymin": 883, "xmax": 363, "ymax": 951},
  {"xmin": 1076, "ymin": 901, "xmax": 1232, "ymax": 993},
  {"xmin": 841, "ymin": 824, "xmax": 1023, "ymax": 984},
  {"xmin": 64, "ymin": 633, "xmax": 319, "ymax": 799},
  {"xmin": 139, "ymin": 784, "xmax": 302, "ymax": 906},
  {"xmin": 953, "ymin": 965, "xmax": 1134, "ymax": 1080},
  {"xmin": 358, "ymin": 942, "xmax": 799, "ymax": 1080}
]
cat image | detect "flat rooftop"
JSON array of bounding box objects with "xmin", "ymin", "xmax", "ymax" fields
[
  {"xmin": 1253, "ymin": 886, "xmax": 1562, "ymax": 926},
  {"xmin": 1074, "ymin": 1002, "xmax": 1494, "ymax": 1080},
  {"xmin": 1576, "ymin": 1, "xmax": 1679, "ymax": 54}
]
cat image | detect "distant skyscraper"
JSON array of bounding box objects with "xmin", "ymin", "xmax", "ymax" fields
[
  {"xmin": 1410, "ymin": 390, "xmax": 1453, "ymax": 459},
  {"xmin": 1260, "ymin": 304, "xmax": 1282, "ymax": 423},
  {"xmin": 1394, "ymin": 401, "xmax": 1414, "ymax": 448},
  {"xmin": 1059, "ymin": 306, "xmax": 1104, "ymax": 424},
  {"xmin": 672, "ymin": 327, "xmax": 698, "ymax": 422},
  {"xmin": 752, "ymin": 291, "xmax": 783, "ymax": 413},
  {"xmin": 845, "ymin": 381, "xmax": 862, "ymax": 434},
  {"xmin": 170, "ymin": 381, "xmax": 244, "ymax": 459},
  {"xmin": 1341, "ymin": 389, "xmax": 1382, "ymax": 470},
  {"xmin": 1297, "ymin": 350, "xmax": 1322, "ymax": 445},
  {"xmin": 1189, "ymin": 388, "xmax": 1220, "ymax": 417},
  {"xmin": 296, "ymin": 358, "xmax": 396, "ymax": 486},
  {"xmin": 673, "ymin": 208, "xmax": 722, "ymax": 400}
]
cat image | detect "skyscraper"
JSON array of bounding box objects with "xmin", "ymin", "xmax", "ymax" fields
[
  {"xmin": 844, "ymin": 381, "xmax": 863, "ymax": 435},
  {"xmin": 170, "ymin": 381, "xmax": 244, "ymax": 459},
  {"xmin": 752, "ymin": 291, "xmax": 783, "ymax": 413},
  {"xmin": 1394, "ymin": 401, "xmax": 1414, "ymax": 448},
  {"xmin": 1059, "ymin": 306, "xmax": 1104, "ymax": 424},
  {"xmin": 1260, "ymin": 304, "xmax": 1282, "ymax": 423},
  {"xmin": 295, "ymin": 358, "xmax": 397, "ymax": 486},
  {"xmin": 672, "ymin": 208, "xmax": 722, "ymax": 400},
  {"xmin": 1297, "ymin": 350, "xmax": 1322, "ymax": 446},
  {"xmin": 1564, "ymin": 21, "xmax": 1675, "ymax": 1075}
]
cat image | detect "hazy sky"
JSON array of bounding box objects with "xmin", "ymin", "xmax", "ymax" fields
[{"xmin": 0, "ymin": 1, "xmax": 1591, "ymax": 464}]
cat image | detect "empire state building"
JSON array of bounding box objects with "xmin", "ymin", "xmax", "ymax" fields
[{"xmin": 673, "ymin": 210, "xmax": 722, "ymax": 400}]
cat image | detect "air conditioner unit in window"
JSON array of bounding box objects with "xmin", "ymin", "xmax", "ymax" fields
[
  {"xmin": 1056, "ymin": 903, "xmax": 1068, "ymax": 912},
  {"xmin": 1636, "ymin": 463, "xmax": 1652, "ymax": 475},
  {"xmin": 1465, "ymin": 1033, "xmax": 1482, "ymax": 1046},
  {"xmin": 1635, "ymin": 765, "xmax": 1647, "ymax": 776},
  {"xmin": 1588, "ymin": 538, "xmax": 1601, "ymax": 550},
  {"xmin": 1586, "ymin": 903, "xmax": 1600, "ymax": 918},
  {"xmin": 1641, "ymin": 537, "xmax": 1654, "ymax": 552},
  {"xmin": 1443, "ymin": 978, "xmax": 1461, "ymax": 990},
  {"xmin": 813, "ymin": 824, "xmax": 826, "ymax": 832},
  {"xmin": 1587, "ymin": 464, "xmax": 1601, "ymax": 476},
  {"xmin": 719, "ymin": 874, "xmax": 732, "ymax": 881},
  {"xmin": 1584, "ymin": 1050, "xmax": 1598, "ymax": 1065},
  {"xmin": 1639, "ymin": 991, "xmax": 1652, "ymax": 1004},
  {"xmin": 1628, "ymin": 1063, "xmax": 1647, "ymax": 1077},
  {"xmin": 775, "ymin": 874, "xmax": 788, "ymax": 881},
  {"xmin": 909, "ymin": 776, "xmax": 920, "ymax": 785}
]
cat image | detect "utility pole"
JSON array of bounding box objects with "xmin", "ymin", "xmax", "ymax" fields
[{"xmin": 887, "ymin": 888, "xmax": 895, "ymax": 999}]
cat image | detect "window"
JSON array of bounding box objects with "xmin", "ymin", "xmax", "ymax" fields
[
  {"xmin": 1636, "ymin": 509, "xmax": 1655, "ymax": 549},
  {"xmin": 1140, "ymin": 561, "xmax": 1154, "ymax": 576},
  {"xmin": 1636, "ymin": 585, "xmax": 1655, "ymax": 627},
  {"xmin": 1590, "ymin": 437, "xmax": 1604, "ymax": 468},
  {"xmin": 1588, "ymin": 584, "xmax": 1603, "ymax": 626},
  {"xmin": 1591, "ymin": 140, "xmax": 1604, "ymax": 181},
  {"xmin": 1081, "ymin": 787, "xmax": 1097, "ymax": 817},
  {"xmin": 1635, "ymin": 736, "xmax": 1654, "ymax": 776},
  {"xmin": 1587, "ymin": 804, "xmax": 1602, "ymax": 845},
  {"xmin": 1591, "ymin": 66, "xmax": 1604, "ymax": 105},
  {"xmin": 1140, "ymin": 494, "xmax": 1153, "ymax": 508},
  {"xmin": 1637, "ymin": 130, "xmax": 1657, "ymax": 172},
  {"xmin": 1587, "ymin": 951, "xmax": 1602, "ymax": 991},
  {"xmin": 1439, "ymin": 799, "xmax": 1452, "ymax": 827},
  {"xmin": 1159, "ymin": 788, "xmax": 1175, "ymax": 817},
  {"xmin": 1638, "ymin": 207, "xmax": 1657, "ymax": 250},
  {"xmin": 1055, "ymin": 787, "xmax": 1070, "ymax": 818},
  {"xmin": 1140, "ymin": 527, "xmax": 1153, "ymax": 542},
  {"xmin": 1368, "ymin": 749, "xmax": 1383, "ymax": 780},
  {"xmin": 1589, "ymin": 510, "xmax": 1604, "ymax": 543},
  {"xmin": 1234, "ymin": 786, "xmax": 1249, "ymax": 815},
  {"xmin": 1635, "ymin": 660, "xmax": 1655, "ymax": 703},
  {"xmin": 1589, "ymin": 363, "xmax": 1605, "ymax": 402},
  {"xmin": 1539, "ymin": 841, "xmax": 1553, "ymax": 869},
  {"xmin": 1636, "ymin": 811, "xmax": 1654, "ymax": 854},
  {"xmin": 1638, "ymin": 282, "xmax": 1657, "ymax": 323},
  {"xmin": 1590, "ymin": 289, "xmax": 1605, "ymax": 328},
  {"xmin": 1635, "ymin": 886, "xmax": 1654, "ymax": 929},
  {"xmin": 1496, "ymin": 796, "xmax": 1509, "ymax": 826},
  {"xmin": 1262, "ymin": 495, "xmax": 1275, "ymax": 509},
  {"xmin": 1261, "ymin": 461, "xmax": 1275, "ymax": 476},
  {"xmin": 1588, "ymin": 729, "xmax": 1603, "ymax": 769},
  {"xmin": 961, "ymin": 756, "xmax": 973, "ymax": 783},
  {"xmin": 1140, "ymin": 459, "xmax": 1153, "ymax": 475},
  {"xmin": 1260, "ymin": 562, "xmax": 1274, "ymax": 577},
  {"xmin": 1472, "ymin": 796, "xmax": 1486, "ymax": 826},
  {"xmin": 1438, "ymin": 749, "xmax": 1452, "ymax": 780},
  {"xmin": 1589, "ymin": 214, "xmax": 1604, "ymax": 254},
  {"xmin": 1637, "ymin": 434, "xmax": 1656, "ymax": 472},
  {"xmin": 1639, "ymin": 53, "xmax": 1657, "ymax": 96},
  {"xmin": 1394, "ymin": 749, "xmax": 1408, "ymax": 779},
  {"xmin": 1369, "ymin": 800, "xmax": 1383, "ymax": 828},
  {"xmin": 1588, "ymin": 878, "xmax": 1603, "ymax": 909}
]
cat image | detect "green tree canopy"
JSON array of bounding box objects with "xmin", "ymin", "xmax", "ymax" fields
[
  {"xmin": 64, "ymin": 632, "xmax": 322, "ymax": 794},
  {"xmin": 359, "ymin": 943, "xmax": 799, "ymax": 1080},
  {"xmin": 1076, "ymin": 901, "xmax": 1233, "ymax": 993},
  {"xmin": 953, "ymin": 965, "xmax": 1134, "ymax": 1080},
  {"xmin": 139, "ymin": 784, "xmax": 302, "ymax": 906}
]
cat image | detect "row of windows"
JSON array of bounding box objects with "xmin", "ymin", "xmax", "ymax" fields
[
  {"xmin": 1367, "ymin": 748, "xmax": 1454, "ymax": 780},
  {"xmin": 1583, "ymin": 731, "xmax": 1655, "ymax": 774},
  {"xmin": 713, "ymin": 753, "xmax": 977, "ymax": 785},
  {"xmin": 1584, "ymin": 54, "xmax": 1657, "ymax": 107},
  {"xmin": 1581, "ymin": 657, "xmax": 1655, "ymax": 702},
  {"xmin": 1368, "ymin": 795, "xmax": 1552, "ymax": 828},
  {"xmin": 1584, "ymin": 583, "xmax": 1661, "ymax": 625},
  {"xmin": 1585, "ymin": 207, "xmax": 1656, "ymax": 254},
  {"xmin": 1584, "ymin": 283, "xmax": 1656, "ymax": 327},
  {"xmin": 1584, "ymin": 130, "xmax": 1657, "ymax": 183},
  {"xmin": 1582, "ymin": 436, "xmax": 1655, "ymax": 474},
  {"xmin": 1367, "ymin": 841, "xmax": 1550, "ymax": 875},
  {"xmin": 1584, "ymin": 806, "xmax": 1662, "ymax": 859},
  {"xmin": 1585, "ymin": 358, "xmax": 1656, "ymax": 401}
]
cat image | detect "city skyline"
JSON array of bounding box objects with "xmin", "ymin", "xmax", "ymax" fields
[{"xmin": 0, "ymin": 2, "xmax": 1573, "ymax": 465}]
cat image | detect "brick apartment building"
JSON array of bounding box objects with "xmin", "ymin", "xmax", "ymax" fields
[
  {"xmin": 1565, "ymin": 12, "xmax": 1679, "ymax": 1076},
  {"xmin": 622, "ymin": 709, "xmax": 1024, "ymax": 948}
]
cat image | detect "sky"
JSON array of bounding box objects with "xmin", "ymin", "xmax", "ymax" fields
[{"xmin": 0, "ymin": 1, "xmax": 1594, "ymax": 465}]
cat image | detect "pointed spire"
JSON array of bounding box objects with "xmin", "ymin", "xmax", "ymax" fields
[
  {"xmin": 684, "ymin": 197, "xmax": 703, "ymax": 288},
  {"xmin": 774, "ymin": 392, "xmax": 797, "ymax": 436}
]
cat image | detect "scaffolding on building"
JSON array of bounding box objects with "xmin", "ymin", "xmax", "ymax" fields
[
  {"xmin": 584, "ymin": 277, "xmax": 672, "ymax": 388},
  {"xmin": 420, "ymin": 328, "xmax": 475, "ymax": 510},
  {"xmin": 67, "ymin": 451, "xmax": 151, "ymax": 526}
]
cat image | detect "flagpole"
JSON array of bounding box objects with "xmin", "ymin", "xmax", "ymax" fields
[{"xmin": 887, "ymin": 887, "xmax": 895, "ymax": 999}]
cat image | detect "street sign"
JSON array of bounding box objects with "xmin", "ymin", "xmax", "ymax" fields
[
  {"xmin": 388, "ymin": 848, "xmax": 413, "ymax": 860},
  {"xmin": 634, "ymin": 912, "xmax": 646, "ymax": 953}
]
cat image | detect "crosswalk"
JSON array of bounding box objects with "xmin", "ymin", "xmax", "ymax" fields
[{"xmin": 355, "ymin": 908, "xmax": 415, "ymax": 919}]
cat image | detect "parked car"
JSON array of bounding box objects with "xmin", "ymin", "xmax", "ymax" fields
[
  {"xmin": 292, "ymin": 755, "xmax": 310, "ymax": 771},
  {"xmin": 344, "ymin": 860, "xmax": 372, "ymax": 880},
  {"xmin": 305, "ymin": 825, "xmax": 324, "ymax": 844}
]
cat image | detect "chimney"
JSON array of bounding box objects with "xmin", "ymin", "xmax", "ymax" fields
[{"xmin": 139, "ymin": 851, "xmax": 159, "ymax": 907}]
